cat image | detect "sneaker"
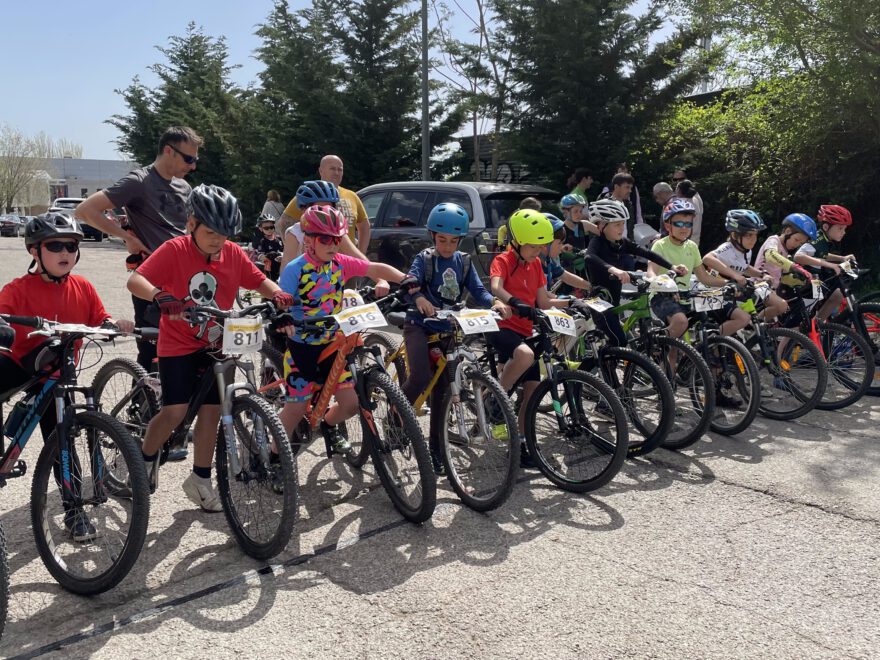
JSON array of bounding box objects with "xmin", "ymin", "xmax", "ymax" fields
[
  {"xmin": 773, "ymin": 376, "xmax": 793, "ymax": 394},
  {"xmin": 715, "ymin": 391, "xmax": 743, "ymax": 409},
  {"xmin": 321, "ymin": 420, "xmax": 352, "ymax": 455},
  {"xmin": 430, "ymin": 451, "xmax": 446, "ymax": 476},
  {"xmin": 182, "ymin": 473, "xmax": 223, "ymax": 513},
  {"xmin": 64, "ymin": 509, "xmax": 98, "ymax": 542},
  {"xmin": 166, "ymin": 430, "xmax": 190, "ymax": 462},
  {"xmin": 594, "ymin": 399, "xmax": 615, "ymax": 419}
]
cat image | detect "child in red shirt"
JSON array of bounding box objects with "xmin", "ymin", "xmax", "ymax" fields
[
  {"xmin": 489, "ymin": 210, "xmax": 581, "ymax": 466},
  {"xmin": 127, "ymin": 184, "xmax": 292, "ymax": 512},
  {"xmin": 0, "ymin": 213, "xmax": 133, "ymax": 541}
]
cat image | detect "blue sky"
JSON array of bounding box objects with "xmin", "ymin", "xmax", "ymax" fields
[{"xmin": 1, "ymin": 0, "xmax": 663, "ymax": 161}]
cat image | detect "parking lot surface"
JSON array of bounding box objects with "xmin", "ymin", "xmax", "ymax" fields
[{"xmin": 0, "ymin": 236, "xmax": 878, "ymax": 659}]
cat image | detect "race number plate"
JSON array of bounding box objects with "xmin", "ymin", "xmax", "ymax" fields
[
  {"xmin": 583, "ymin": 297, "xmax": 613, "ymax": 312},
  {"xmin": 693, "ymin": 293, "xmax": 723, "ymax": 312},
  {"xmin": 341, "ymin": 289, "xmax": 365, "ymax": 309},
  {"xmin": 810, "ymin": 279, "xmax": 824, "ymax": 300},
  {"xmin": 222, "ymin": 316, "xmax": 264, "ymax": 354},
  {"xmin": 453, "ymin": 309, "xmax": 499, "ymax": 334},
  {"xmin": 544, "ymin": 308, "xmax": 577, "ymax": 336},
  {"xmin": 334, "ymin": 302, "xmax": 387, "ymax": 337}
]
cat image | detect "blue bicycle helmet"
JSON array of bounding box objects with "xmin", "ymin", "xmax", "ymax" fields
[
  {"xmin": 781, "ymin": 213, "xmax": 818, "ymax": 240},
  {"xmin": 544, "ymin": 213, "xmax": 565, "ymax": 234},
  {"xmin": 662, "ymin": 198, "xmax": 696, "ymax": 223},
  {"xmin": 426, "ymin": 203, "xmax": 469, "ymax": 236},
  {"xmin": 296, "ymin": 180, "xmax": 339, "ymax": 209},
  {"xmin": 725, "ymin": 209, "xmax": 766, "ymax": 233},
  {"xmin": 559, "ymin": 193, "xmax": 587, "ymax": 211}
]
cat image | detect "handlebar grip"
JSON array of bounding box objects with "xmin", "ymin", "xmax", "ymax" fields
[{"xmin": 0, "ymin": 314, "xmax": 43, "ymax": 328}]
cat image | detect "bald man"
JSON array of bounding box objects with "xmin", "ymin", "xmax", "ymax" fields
[{"xmin": 276, "ymin": 155, "xmax": 371, "ymax": 253}]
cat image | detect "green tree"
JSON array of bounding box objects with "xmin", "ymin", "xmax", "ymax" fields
[{"xmin": 492, "ymin": 0, "xmax": 716, "ymax": 189}]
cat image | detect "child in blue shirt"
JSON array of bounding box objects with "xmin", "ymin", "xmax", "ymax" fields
[{"xmin": 402, "ymin": 203, "xmax": 510, "ymax": 473}]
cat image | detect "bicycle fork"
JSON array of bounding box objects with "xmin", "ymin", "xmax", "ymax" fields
[{"xmin": 217, "ymin": 361, "xmax": 269, "ymax": 479}]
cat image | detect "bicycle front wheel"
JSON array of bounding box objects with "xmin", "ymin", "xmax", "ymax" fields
[
  {"xmin": 599, "ymin": 346, "xmax": 674, "ymax": 456},
  {"xmin": 524, "ymin": 370, "xmax": 628, "ymax": 493},
  {"xmin": 31, "ymin": 411, "xmax": 150, "ymax": 595},
  {"xmin": 747, "ymin": 327, "xmax": 828, "ymax": 420},
  {"xmin": 360, "ymin": 369, "xmax": 436, "ymax": 523},
  {"xmin": 816, "ymin": 321, "xmax": 875, "ymax": 410},
  {"xmin": 702, "ymin": 335, "xmax": 761, "ymax": 436},
  {"xmin": 0, "ymin": 523, "xmax": 7, "ymax": 641},
  {"xmin": 216, "ymin": 394, "xmax": 298, "ymax": 560},
  {"xmin": 440, "ymin": 367, "xmax": 518, "ymax": 512}
]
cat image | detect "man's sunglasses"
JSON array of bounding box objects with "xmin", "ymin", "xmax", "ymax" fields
[
  {"xmin": 671, "ymin": 177, "xmax": 685, "ymax": 183},
  {"xmin": 169, "ymin": 143, "xmax": 199, "ymax": 165},
  {"xmin": 305, "ymin": 233, "xmax": 342, "ymax": 246},
  {"xmin": 43, "ymin": 241, "xmax": 80, "ymax": 253},
  {"xmin": 670, "ymin": 221, "xmax": 693, "ymax": 228}
]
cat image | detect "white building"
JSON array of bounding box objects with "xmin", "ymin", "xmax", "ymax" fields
[{"xmin": 14, "ymin": 157, "xmax": 141, "ymax": 213}]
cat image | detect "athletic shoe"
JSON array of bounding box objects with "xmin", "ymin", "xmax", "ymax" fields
[
  {"xmin": 64, "ymin": 509, "xmax": 98, "ymax": 542},
  {"xmin": 182, "ymin": 473, "xmax": 223, "ymax": 512}
]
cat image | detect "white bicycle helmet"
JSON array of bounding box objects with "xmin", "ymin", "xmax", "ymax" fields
[{"xmin": 588, "ymin": 199, "xmax": 629, "ymax": 224}]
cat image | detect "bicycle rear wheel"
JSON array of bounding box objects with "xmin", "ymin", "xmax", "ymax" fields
[
  {"xmin": 816, "ymin": 321, "xmax": 874, "ymax": 410},
  {"xmin": 440, "ymin": 367, "xmax": 518, "ymax": 512},
  {"xmin": 702, "ymin": 335, "xmax": 761, "ymax": 436},
  {"xmin": 599, "ymin": 346, "xmax": 674, "ymax": 456},
  {"xmin": 849, "ymin": 301, "xmax": 880, "ymax": 395},
  {"xmin": 634, "ymin": 335, "xmax": 716, "ymax": 450},
  {"xmin": 746, "ymin": 327, "xmax": 828, "ymax": 421},
  {"xmin": 31, "ymin": 411, "xmax": 149, "ymax": 595},
  {"xmin": 360, "ymin": 369, "xmax": 436, "ymax": 523},
  {"xmin": 216, "ymin": 394, "xmax": 298, "ymax": 560},
  {"xmin": 524, "ymin": 370, "xmax": 628, "ymax": 493},
  {"xmin": 0, "ymin": 523, "xmax": 7, "ymax": 641}
]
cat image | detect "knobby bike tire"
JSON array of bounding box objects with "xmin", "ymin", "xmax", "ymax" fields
[
  {"xmin": 746, "ymin": 327, "xmax": 828, "ymax": 421},
  {"xmin": 633, "ymin": 334, "xmax": 716, "ymax": 450},
  {"xmin": 439, "ymin": 367, "xmax": 519, "ymax": 512},
  {"xmin": 701, "ymin": 335, "xmax": 761, "ymax": 436},
  {"xmin": 0, "ymin": 523, "xmax": 7, "ymax": 641},
  {"xmin": 216, "ymin": 393, "xmax": 298, "ymax": 560},
  {"xmin": 599, "ymin": 346, "xmax": 674, "ymax": 457},
  {"xmin": 360, "ymin": 369, "xmax": 436, "ymax": 523},
  {"xmin": 363, "ymin": 331, "xmax": 408, "ymax": 384},
  {"xmin": 523, "ymin": 369, "xmax": 628, "ymax": 493},
  {"xmin": 245, "ymin": 342, "xmax": 287, "ymax": 412},
  {"xmin": 815, "ymin": 321, "xmax": 875, "ymax": 410},
  {"xmin": 31, "ymin": 411, "xmax": 149, "ymax": 595}
]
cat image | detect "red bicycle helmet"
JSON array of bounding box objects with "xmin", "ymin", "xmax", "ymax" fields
[
  {"xmin": 817, "ymin": 204, "xmax": 852, "ymax": 226},
  {"xmin": 301, "ymin": 204, "xmax": 348, "ymax": 237}
]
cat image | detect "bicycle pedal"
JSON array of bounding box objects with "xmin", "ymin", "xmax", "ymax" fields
[{"xmin": 9, "ymin": 460, "xmax": 27, "ymax": 479}]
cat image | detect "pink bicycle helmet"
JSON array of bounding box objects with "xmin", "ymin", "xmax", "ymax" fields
[{"xmin": 301, "ymin": 204, "xmax": 348, "ymax": 237}]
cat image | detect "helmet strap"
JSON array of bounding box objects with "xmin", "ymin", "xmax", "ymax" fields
[
  {"xmin": 33, "ymin": 244, "xmax": 72, "ymax": 284},
  {"xmin": 730, "ymin": 234, "xmax": 747, "ymax": 253}
]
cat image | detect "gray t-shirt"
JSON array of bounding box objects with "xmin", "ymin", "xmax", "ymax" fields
[{"xmin": 104, "ymin": 165, "xmax": 191, "ymax": 252}]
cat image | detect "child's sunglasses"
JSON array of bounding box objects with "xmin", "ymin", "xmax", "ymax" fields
[
  {"xmin": 43, "ymin": 241, "xmax": 80, "ymax": 253},
  {"xmin": 670, "ymin": 221, "xmax": 694, "ymax": 228},
  {"xmin": 305, "ymin": 233, "xmax": 342, "ymax": 246}
]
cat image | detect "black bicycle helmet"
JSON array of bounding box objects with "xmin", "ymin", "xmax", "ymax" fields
[
  {"xmin": 188, "ymin": 184, "xmax": 242, "ymax": 236},
  {"xmin": 25, "ymin": 212, "xmax": 83, "ymax": 248},
  {"xmin": 724, "ymin": 209, "xmax": 766, "ymax": 233}
]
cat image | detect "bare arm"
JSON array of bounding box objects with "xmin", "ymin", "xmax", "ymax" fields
[
  {"xmin": 356, "ymin": 219, "xmax": 371, "ymax": 254},
  {"xmin": 77, "ymin": 192, "xmax": 150, "ymax": 254},
  {"xmin": 280, "ymin": 231, "xmax": 301, "ymax": 271},
  {"xmin": 694, "ymin": 264, "xmax": 728, "ymax": 287},
  {"xmin": 365, "ymin": 262, "xmax": 406, "ymax": 283},
  {"xmin": 127, "ymin": 271, "xmax": 160, "ymax": 302},
  {"xmin": 535, "ymin": 287, "xmax": 553, "ymax": 310},
  {"xmin": 560, "ymin": 270, "xmax": 591, "ymax": 291},
  {"xmin": 275, "ymin": 212, "xmax": 297, "ymax": 238},
  {"xmin": 702, "ymin": 253, "xmax": 747, "ymax": 284},
  {"xmin": 256, "ymin": 278, "xmax": 281, "ymax": 298}
]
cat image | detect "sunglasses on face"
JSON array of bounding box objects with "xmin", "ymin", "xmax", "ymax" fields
[
  {"xmin": 43, "ymin": 241, "xmax": 80, "ymax": 253},
  {"xmin": 169, "ymin": 143, "xmax": 199, "ymax": 165},
  {"xmin": 306, "ymin": 233, "xmax": 342, "ymax": 246},
  {"xmin": 672, "ymin": 177, "xmax": 685, "ymax": 183},
  {"xmin": 670, "ymin": 221, "xmax": 693, "ymax": 228}
]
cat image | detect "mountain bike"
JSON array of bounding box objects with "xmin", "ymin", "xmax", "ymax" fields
[
  {"xmin": 0, "ymin": 315, "xmax": 149, "ymax": 594},
  {"xmin": 93, "ymin": 303, "xmax": 298, "ymax": 560},
  {"xmin": 478, "ymin": 308, "xmax": 629, "ymax": 493},
  {"xmin": 282, "ymin": 295, "xmax": 437, "ymax": 523},
  {"xmin": 366, "ymin": 299, "xmax": 519, "ymax": 512},
  {"xmin": 612, "ymin": 273, "xmax": 716, "ymax": 450}
]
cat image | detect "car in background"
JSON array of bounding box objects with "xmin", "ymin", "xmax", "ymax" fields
[
  {"xmin": 49, "ymin": 197, "xmax": 104, "ymax": 241},
  {"xmin": 0, "ymin": 215, "xmax": 24, "ymax": 237},
  {"xmin": 357, "ymin": 181, "xmax": 560, "ymax": 283}
]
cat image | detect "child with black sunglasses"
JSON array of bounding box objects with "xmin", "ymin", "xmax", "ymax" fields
[
  {"xmin": 275, "ymin": 205, "xmax": 412, "ymax": 455},
  {"xmin": 0, "ymin": 213, "xmax": 133, "ymax": 541}
]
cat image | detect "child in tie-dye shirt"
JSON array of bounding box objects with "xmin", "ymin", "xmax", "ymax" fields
[{"xmin": 276, "ymin": 205, "xmax": 408, "ymax": 454}]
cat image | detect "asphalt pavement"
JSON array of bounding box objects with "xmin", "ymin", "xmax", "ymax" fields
[{"xmin": 0, "ymin": 236, "xmax": 878, "ymax": 659}]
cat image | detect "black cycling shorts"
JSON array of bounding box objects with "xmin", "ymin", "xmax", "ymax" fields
[
  {"xmin": 487, "ymin": 328, "xmax": 541, "ymax": 384},
  {"xmin": 650, "ymin": 295, "xmax": 690, "ymax": 324},
  {"xmin": 158, "ymin": 351, "xmax": 222, "ymax": 406}
]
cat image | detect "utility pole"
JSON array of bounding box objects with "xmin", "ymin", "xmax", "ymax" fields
[{"xmin": 421, "ymin": 0, "xmax": 430, "ymax": 180}]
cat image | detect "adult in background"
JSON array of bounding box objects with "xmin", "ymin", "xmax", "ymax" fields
[
  {"xmin": 567, "ymin": 167, "xmax": 594, "ymax": 198},
  {"xmin": 276, "ymin": 155, "xmax": 371, "ymax": 254},
  {"xmin": 76, "ymin": 126, "xmax": 202, "ymax": 461},
  {"xmin": 652, "ymin": 182, "xmax": 673, "ymax": 210},
  {"xmin": 673, "ymin": 168, "xmax": 704, "ymax": 248},
  {"xmin": 261, "ymin": 190, "xmax": 285, "ymax": 220},
  {"xmin": 600, "ymin": 163, "xmax": 643, "ymax": 227}
]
